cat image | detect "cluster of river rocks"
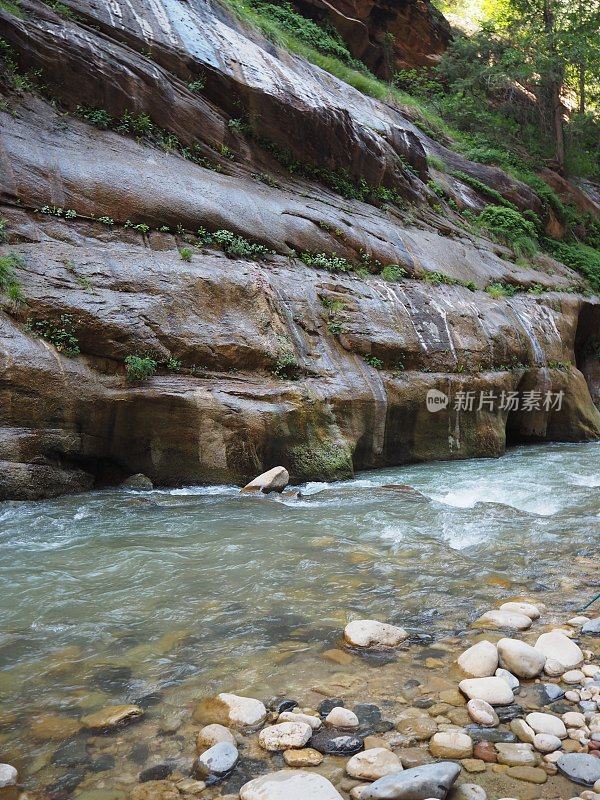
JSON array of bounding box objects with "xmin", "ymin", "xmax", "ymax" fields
[{"xmin": 2, "ymin": 601, "xmax": 599, "ymax": 800}]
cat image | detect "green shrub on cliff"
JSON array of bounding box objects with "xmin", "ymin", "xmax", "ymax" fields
[
  {"xmin": 542, "ymin": 240, "xmax": 600, "ymax": 294},
  {"xmin": 27, "ymin": 314, "xmax": 80, "ymax": 356},
  {"xmin": 0, "ymin": 252, "xmax": 24, "ymax": 303},
  {"xmin": 125, "ymin": 355, "xmax": 157, "ymax": 382},
  {"xmin": 476, "ymin": 205, "xmax": 538, "ymax": 258}
]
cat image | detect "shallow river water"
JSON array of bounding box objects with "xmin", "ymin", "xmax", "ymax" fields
[{"xmin": 1, "ymin": 441, "xmax": 599, "ymax": 792}]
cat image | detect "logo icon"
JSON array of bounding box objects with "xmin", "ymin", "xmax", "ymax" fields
[{"xmin": 426, "ymin": 389, "xmax": 449, "ymax": 413}]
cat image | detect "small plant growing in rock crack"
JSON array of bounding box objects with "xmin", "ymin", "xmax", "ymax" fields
[
  {"xmin": 200, "ymin": 229, "xmax": 274, "ymax": 260},
  {"xmin": 252, "ymin": 172, "xmax": 281, "ymax": 188},
  {"xmin": 485, "ymin": 282, "xmax": 519, "ymax": 298},
  {"xmin": 124, "ymin": 355, "xmax": 157, "ymax": 382},
  {"xmin": 179, "ymin": 247, "xmax": 193, "ymax": 262},
  {"xmin": 227, "ymin": 117, "xmax": 251, "ymax": 135},
  {"xmin": 364, "ymin": 354, "xmax": 383, "ymax": 369},
  {"xmin": 272, "ymin": 344, "xmax": 300, "ymax": 380},
  {"xmin": 98, "ymin": 216, "xmax": 115, "ymax": 226},
  {"xmin": 26, "ymin": 314, "xmax": 80, "ymax": 356},
  {"xmin": 0, "ymin": 253, "xmax": 25, "ymax": 304},
  {"xmin": 300, "ymin": 252, "xmax": 353, "ymax": 272},
  {"xmin": 187, "ymin": 78, "xmax": 205, "ymax": 93},
  {"xmin": 380, "ymin": 264, "xmax": 406, "ymax": 282},
  {"xmin": 0, "ymin": 218, "xmax": 8, "ymax": 242},
  {"xmin": 327, "ymin": 321, "xmax": 343, "ymax": 335},
  {"xmin": 321, "ymin": 297, "xmax": 346, "ymax": 313},
  {"xmin": 165, "ymin": 357, "xmax": 182, "ymax": 372}
]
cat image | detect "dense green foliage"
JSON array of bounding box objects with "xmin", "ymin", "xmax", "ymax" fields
[
  {"xmin": 543, "ymin": 239, "xmax": 600, "ymax": 292},
  {"xmin": 124, "ymin": 355, "xmax": 157, "ymax": 381},
  {"xmin": 477, "ymin": 205, "xmax": 539, "ymax": 256},
  {"xmin": 27, "ymin": 314, "xmax": 80, "ymax": 355}
]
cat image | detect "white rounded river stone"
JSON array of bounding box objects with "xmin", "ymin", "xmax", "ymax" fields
[
  {"xmin": 497, "ymin": 638, "xmax": 546, "ymax": 678},
  {"xmin": 259, "ymin": 722, "xmax": 312, "ymax": 751},
  {"xmin": 325, "ymin": 707, "xmax": 359, "ymax": 728},
  {"xmin": 194, "ymin": 741, "xmax": 238, "ymax": 777},
  {"xmin": 240, "ymin": 770, "xmax": 343, "ymax": 799},
  {"xmin": 429, "ymin": 731, "xmax": 473, "ymax": 759},
  {"xmin": 474, "ymin": 610, "xmax": 532, "ymax": 630},
  {"xmin": 196, "ymin": 723, "xmax": 236, "ymax": 752},
  {"xmin": 344, "ymin": 620, "xmax": 407, "ymax": 648},
  {"xmin": 526, "ymin": 712, "xmax": 567, "ymax": 738},
  {"xmin": 563, "ymin": 669, "xmax": 585, "ymax": 684},
  {"xmin": 459, "ymin": 677, "xmax": 514, "ymax": 705},
  {"xmin": 278, "ymin": 711, "xmax": 321, "ymax": 729},
  {"xmin": 467, "ymin": 699, "xmax": 499, "ymax": 727},
  {"xmin": 533, "ymin": 733, "xmax": 561, "ymax": 753},
  {"xmin": 535, "ymin": 631, "xmax": 584, "ymax": 670},
  {"xmin": 457, "ymin": 641, "xmax": 498, "ymax": 678},
  {"xmin": 346, "ymin": 748, "xmax": 403, "ymax": 780},
  {"xmin": 499, "ymin": 601, "xmax": 541, "ymax": 619},
  {"xmin": 0, "ymin": 765, "xmax": 17, "ymax": 788}
]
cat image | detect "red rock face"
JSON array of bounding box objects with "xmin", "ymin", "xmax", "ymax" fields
[{"xmin": 297, "ymin": 0, "xmax": 451, "ymax": 77}]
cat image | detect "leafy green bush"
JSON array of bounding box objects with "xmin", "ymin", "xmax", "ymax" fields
[
  {"xmin": 543, "ymin": 240, "xmax": 600, "ymax": 294},
  {"xmin": 27, "ymin": 314, "xmax": 80, "ymax": 355},
  {"xmin": 380, "ymin": 263, "xmax": 406, "ymax": 282},
  {"xmin": 300, "ymin": 251, "xmax": 353, "ymax": 272},
  {"xmin": 212, "ymin": 229, "xmax": 273, "ymax": 259},
  {"xmin": 364, "ymin": 354, "xmax": 383, "ymax": 369},
  {"xmin": 125, "ymin": 355, "xmax": 157, "ymax": 382},
  {"xmin": 249, "ymin": 0, "xmax": 363, "ymax": 68},
  {"xmin": 165, "ymin": 357, "xmax": 182, "ymax": 372},
  {"xmin": 485, "ymin": 282, "xmax": 519, "ymax": 298},
  {"xmin": 477, "ymin": 206, "xmax": 538, "ymax": 256},
  {"xmin": 179, "ymin": 247, "xmax": 193, "ymax": 262},
  {"xmin": 426, "ymin": 154, "xmax": 446, "ymax": 172},
  {"xmin": 273, "ymin": 349, "xmax": 300, "ymax": 379},
  {"xmin": 0, "ymin": 252, "xmax": 24, "ymax": 302}
]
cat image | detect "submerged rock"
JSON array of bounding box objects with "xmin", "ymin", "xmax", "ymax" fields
[
  {"xmin": 429, "ymin": 731, "xmax": 473, "ymax": 759},
  {"xmin": 310, "ymin": 728, "xmax": 363, "ymax": 755},
  {"xmin": 360, "ymin": 761, "xmax": 460, "ymax": 799},
  {"xmin": 242, "ymin": 467, "xmax": 289, "ymax": 494},
  {"xmin": 282, "ymin": 748, "xmax": 323, "ymax": 767},
  {"xmin": 239, "ymin": 770, "xmax": 343, "ymax": 799},
  {"xmin": 581, "ymin": 617, "xmax": 600, "ymax": 636},
  {"xmin": 81, "ymin": 705, "xmax": 143, "ymax": 731},
  {"xmin": 344, "ymin": 620, "xmax": 408, "ymax": 649}
]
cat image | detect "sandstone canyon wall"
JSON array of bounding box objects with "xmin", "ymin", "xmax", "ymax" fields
[{"xmin": 0, "ymin": 0, "xmax": 598, "ymax": 499}]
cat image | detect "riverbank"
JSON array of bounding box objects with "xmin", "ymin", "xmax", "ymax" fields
[
  {"xmin": 2, "ymin": 565, "xmax": 599, "ymax": 800},
  {"xmin": 0, "ymin": 442, "xmax": 598, "ymax": 799}
]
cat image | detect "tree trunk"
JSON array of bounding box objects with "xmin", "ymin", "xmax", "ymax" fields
[{"xmin": 543, "ymin": 0, "xmax": 565, "ymax": 172}]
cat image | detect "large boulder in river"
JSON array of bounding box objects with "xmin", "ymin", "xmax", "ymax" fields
[
  {"xmin": 457, "ymin": 640, "xmax": 498, "ymax": 677},
  {"xmin": 497, "ymin": 638, "xmax": 546, "ymax": 678},
  {"xmin": 193, "ymin": 693, "xmax": 267, "ymax": 731},
  {"xmin": 474, "ymin": 610, "xmax": 532, "ymax": 630},
  {"xmin": 242, "ymin": 467, "xmax": 289, "ymax": 494},
  {"xmin": 240, "ymin": 769, "xmax": 343, "ymax": 799},
  {"xmin": 344, "ymin": 620, "xmax": 407, "ymax": 648},
  {"xmin": 360, "ymin": 761, "xmax": 461, "ymax": 799},
  {"xmin": 534, "ymin": 631, "xmax": 583, "ymax": 669}
]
